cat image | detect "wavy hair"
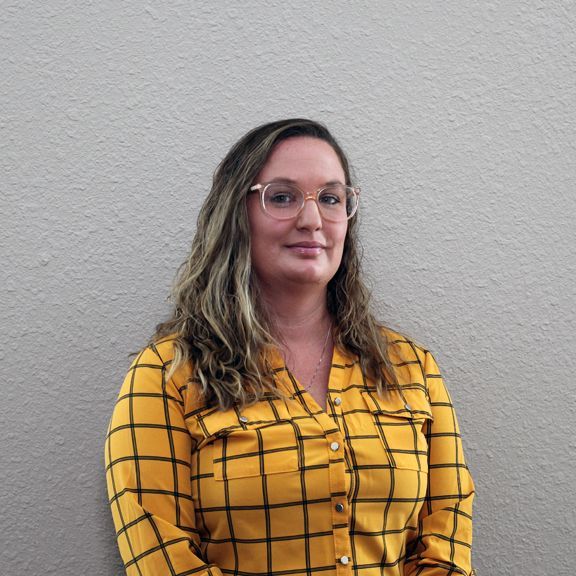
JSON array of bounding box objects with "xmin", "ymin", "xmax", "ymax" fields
[{"xmin": 152, "ymin": 118, "xmax": 399, "ymax": 409}]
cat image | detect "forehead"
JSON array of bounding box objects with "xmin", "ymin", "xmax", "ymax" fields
[{"xmin": 257, "ymin": 137, "xmax": 345, "ymax": 183}]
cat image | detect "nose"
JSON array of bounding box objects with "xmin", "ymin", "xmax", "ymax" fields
[{"xmin": 296, "ymin": 197, "xmax": 323, "ymax": 230}]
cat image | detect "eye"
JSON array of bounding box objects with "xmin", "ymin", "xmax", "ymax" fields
[
  {"xmin": 266, "ymin": 184, "xmax": 298, "ymax": 205},
  {"xmin": 319, "ymin": 186, "xmax": 345, "ymax": 206},
  {"xmin": 269, "ymin": 192, "xmax": 295, "ymax": 204}
]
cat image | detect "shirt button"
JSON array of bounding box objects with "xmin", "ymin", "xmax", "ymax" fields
[
  {"xmin": 339, "ymin": 555, "xmax": 350, "ymax": 565},
  {"xmin": 335, "ymin": 503, "xmax": 344, "ymax": 513},
  {"xmin": 239, "ymin": 416, "xmax": 248, "ymax": 423},
  {"xmin": 334, "ymin": 396, "xmax": 342, "ymax": 406},
  {"xmin": 330, "ymin": 441, "xmax": 340, "ymax": 451}
]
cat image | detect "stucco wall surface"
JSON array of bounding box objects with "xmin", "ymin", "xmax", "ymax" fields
[{"xmin": 1, "ymin": 1, "xmax": 575, "ymax": 575}]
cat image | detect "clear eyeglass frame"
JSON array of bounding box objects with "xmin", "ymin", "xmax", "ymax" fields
[{"xmin": 249, "ymin": 182, "xmax": 360, "ymax": 222}]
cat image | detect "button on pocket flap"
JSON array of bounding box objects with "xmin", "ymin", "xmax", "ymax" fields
[
  {"xmin": 361, "ymin": 388, "xmax": 433, "ymax": 421},
  {"xmin": 196, "ymin": 407, "xmax": 240, "ymax": 439},
  {"xmin": 197, "ymin": 399, "xmax": 292, "ymax": 439},
  {"xmin": 239, "ymin": 398, "xmax": 292, "ymax": 428}
]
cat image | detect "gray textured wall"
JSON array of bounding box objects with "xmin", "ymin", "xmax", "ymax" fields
[{"xmin": 1, "ymin": 2, "xmax": 575, "ymax": 575}]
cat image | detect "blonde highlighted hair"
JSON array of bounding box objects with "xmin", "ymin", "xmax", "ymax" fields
[{"xmin": 152, "ymin": 119, "xmax": 398, "ymax": 409}]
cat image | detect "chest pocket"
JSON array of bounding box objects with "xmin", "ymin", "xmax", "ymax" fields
[
  {"xmin": 196, "ymin": 399, "xmax": 300, "ymax": 481},
  {"xmin": 361, "ymin": 388, "xmax": 433, "ymax": 472}
]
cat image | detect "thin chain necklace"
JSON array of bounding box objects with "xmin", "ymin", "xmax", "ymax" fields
[{"xmin": 303, "ymin": 322, "xmax": 333, "ymax": 391}]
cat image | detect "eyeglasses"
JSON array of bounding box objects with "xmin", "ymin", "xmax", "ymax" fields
[{"xmin": 249, "ymin": 182, "xmax": 360, "ymax": 222}]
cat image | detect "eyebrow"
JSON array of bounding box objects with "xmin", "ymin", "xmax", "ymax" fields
[{"xmin": 267, "ymin": 178, "xmax": 345, "ymax": 186}]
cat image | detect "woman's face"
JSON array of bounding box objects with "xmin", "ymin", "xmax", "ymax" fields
[{"xmin": 247, "ymin": 136, "xmax": 348, "ymax": 294}]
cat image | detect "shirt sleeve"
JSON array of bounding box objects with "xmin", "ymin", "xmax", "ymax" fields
[
  {"xmin": 404, "ymin": 350, "xmax": 475, "ymax": 576},
  {"xmin": 105, "ymin": 345, "xmax": 223, "ymax": 576}
]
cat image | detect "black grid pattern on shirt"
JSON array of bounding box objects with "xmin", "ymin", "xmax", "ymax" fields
[{"xmin": 106, "ymin": 335, "xmax": 474, "ymax": 575}]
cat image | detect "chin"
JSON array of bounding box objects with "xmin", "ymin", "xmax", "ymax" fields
[{"xmin": 286, "ymin": 268, "xmax": 334, "ymax": 286}]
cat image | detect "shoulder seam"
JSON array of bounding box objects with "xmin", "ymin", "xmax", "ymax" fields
[{"xmin": 147, "ymin": 335, "xmax": 178, "ymax": 367}]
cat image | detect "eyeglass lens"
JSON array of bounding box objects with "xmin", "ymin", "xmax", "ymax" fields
[{"xmin": 263, "ymin": 183, "xmax": 357, "ymax": 221}]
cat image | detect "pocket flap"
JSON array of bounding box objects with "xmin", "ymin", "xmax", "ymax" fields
[
  {"xmin": 196, "ymin": 398, "xmax": 293, "ymax": 439},
  {"xmin": 361, "ymin": 388, "xmax": 433, "ymax": 421}
]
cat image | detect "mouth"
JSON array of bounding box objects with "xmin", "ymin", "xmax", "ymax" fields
[
  {"xmin": 285, "ymin": 242, "xmax": 326, "ymax": 256},
  {"xmin": 286, "ymin": 242, "xmax": 326, "ymax": 249}
]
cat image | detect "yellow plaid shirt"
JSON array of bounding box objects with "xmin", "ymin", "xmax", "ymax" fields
[{"xmin": 105, "ymin": 332, "xmax": 475, "ymax": 575}]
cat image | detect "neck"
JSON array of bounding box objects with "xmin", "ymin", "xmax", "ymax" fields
[{"xmin": 259, "ymin": 283, "xmax": 331, "ymax": 339}]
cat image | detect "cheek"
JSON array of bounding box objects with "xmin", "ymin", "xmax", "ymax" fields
[
  {"xmin": 248, "ymin": 220, "xmax": 288, "ymax": 270},
  {"xmin": 249, "ymin": 237, "xmax": 271, "ymax": 277},
  {"xmin": 250, "ymin": 223, "xmax": 283, "ymax": 250},
  {"xmin": 332, "ymin": 223, "xmax": 348, "ymax": 251},
  {"xmin": 332, "ymin": 227, "xmax": 349, "ymax": 268}
]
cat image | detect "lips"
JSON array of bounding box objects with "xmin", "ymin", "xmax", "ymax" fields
[
  {"xmin": 286, "ymin": 241, "xmax": 325, "ymax": 249},
  {"xmin": 286, "ymin": 241, "xmax": 326, "ymax": 257}
]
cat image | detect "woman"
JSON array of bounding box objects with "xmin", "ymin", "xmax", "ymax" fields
[{"xmin": 105, "ymin": 119, "xmax": 475, "ymax": 575}]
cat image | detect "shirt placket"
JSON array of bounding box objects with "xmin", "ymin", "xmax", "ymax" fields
[
  {"xmin": 301, "ymin": 349, "xmax": 354, "ymax": 574},
  {"xmin": 269, "ymin": 346, "xmax": 356, "ymax": 573}
]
